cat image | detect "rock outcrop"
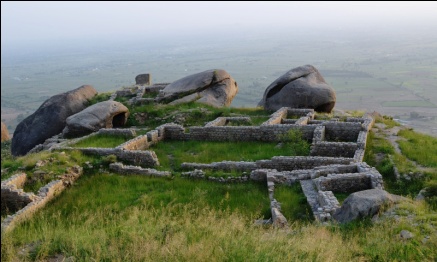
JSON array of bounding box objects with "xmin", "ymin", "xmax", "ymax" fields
[
  {"xmin": 157, "ymin": 69, "xmax": 238, "ymax": 107},
  {"xmin": 11, "ymin": 85, "xmax": 97, "ymax": 156},
  {"xmin": 1, "ymin": 122, "xmax": 10, "ymax": 142},
  {"xmin": 135, "ymin": 74, "xmax": 151, "ymax": 85},
  {"xmin": 258, "ymin": 65, "xmax": 336, "ymax": 112},
  {"xmin": 333, "ymin": 189, "xmax": 403, "ymax": 223},
  {"xmin": 62, "ymin": 101, "xmax": 129, "ymax": 138}
]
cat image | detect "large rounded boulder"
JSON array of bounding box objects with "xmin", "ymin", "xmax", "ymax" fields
[
  {"xmin": 258, "ymin": 65, "xmax": 336, "ymax": 112},
  {"xmin": 11, "ymin": 85, "xmax": 97, "ymax": 156},
  {"xmin": 333, "ymin": 189, "xmax": 404, "ymax": 223},
  {"xmin": 158, "ymin": 69, "xmax": 238, "ymax": 107},
  {"xmin": 62, "ymin": 101, "xmax": 129, "ymax": 138}
]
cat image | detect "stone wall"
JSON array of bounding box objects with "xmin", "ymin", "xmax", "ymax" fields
[
  {"xmin": 323, "ymin": 122, "xmax": 362, "ymax": 142},
  {"xmin": 117, "ymin": 135, "xmax": 149, "ymax": 150},
  {"xmin": 109, "ymin": 162, "xmax": 171, "ymax": 177},
  {"xmin": 164, "ymin": 124, "xmax": 316, "ymax": 142},
  {"xmin": 1, "ymin": 166, "xmax": 83, "ymax": 235},
  {"xmin": 313, "ymin": 173, "xmax": 372, "ymax": 193},
  {"xmin": 312, "ymin": 126, "xmax": 325, "ymax": 144},
  {"xmin": 256, "ymin": 156, "xmax": 354, "ymax": 171},
  {"xmin": 78, "ymin": 148, "xmax": 160, "ymax": 167},
  {"xmin": 286, "ymin": 108, "xmax": 315, "ymax": 119},
  {"xmin": 310, "ymin": 142, "xmax": 358, "ymax": 157},
  {"xmin": 1, "ymin": 173, "xmax": 37, "ymax": 213},
  {"xmin": 261, "ymin": 107, "xmax": 288, "ymax": 125},
  {"xmin": 317, "ymin": 190, "xmax": 340, "ymax": 220},
  {"xmin": 182, "ymin": 156, "xmax": 353, "ymax": 173},
  {"xmin": 97, "ymin": 128, "xmax": 137, "ymax": 137}
]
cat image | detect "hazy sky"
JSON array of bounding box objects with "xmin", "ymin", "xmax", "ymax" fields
[{"xmin": 2, "ymin": 1, "xmax": 437, "ymax": 51}]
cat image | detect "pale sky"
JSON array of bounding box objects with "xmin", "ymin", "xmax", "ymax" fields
[{"xmin": 2, "ymin": 1, "xmax": 437, "ymax": 51}]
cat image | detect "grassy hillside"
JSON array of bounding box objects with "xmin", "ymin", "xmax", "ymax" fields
[{"xmin": 1, "ymin": 102, "xmax": 436, "ymax": 261}]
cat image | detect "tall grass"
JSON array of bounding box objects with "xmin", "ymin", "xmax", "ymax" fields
[
  {"xmin": 2, "ymin": 173, "xmax": 436, "ymax": 261},
  {"xmin": 274, "ymin": 184, "xmax": 313, "ymax": 222}
]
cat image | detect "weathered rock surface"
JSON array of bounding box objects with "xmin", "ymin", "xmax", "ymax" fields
[
  {"xmin": 333, "ymin": 189, "xmax": 403, "ymax": 223},
  {"xmin": 135, "ymin": 74, "xmax": 151, "ymax": 85},
  {"xmin": 258, "ymin": 65, "xmax": 336, "ymax": 112},
  {"xmin": 11, "ymin": 85, "xmax": 97, "ymax": 156},
  {"xmin": 158, "ymin": 69, "xmax": 238, "ymax": 107},
  {"xmin": 62, "ymin": 101, "xmax": 129, "ymax": 138},
  {"xmin": 1, "ymin": 122, "xmax": 10, "ymax": 142}
]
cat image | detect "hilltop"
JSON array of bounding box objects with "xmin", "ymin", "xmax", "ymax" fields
[{"xmin": 1, "ymin": 81, "xmax": 436, "ymax": 261}]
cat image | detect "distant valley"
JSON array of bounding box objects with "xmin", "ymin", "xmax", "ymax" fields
[{"xmin": 2, "ymin": 28, "xmax": 436, "ymax": 136}]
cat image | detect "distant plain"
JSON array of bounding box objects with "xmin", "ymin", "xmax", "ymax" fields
[{"xmin": 2, "ymin": 28, "xmax": 436, "ymax": 135}]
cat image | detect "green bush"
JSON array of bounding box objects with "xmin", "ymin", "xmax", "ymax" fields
[{"xmin": 277, "ymin": 129, "xmax": 311, "ymax": 156}]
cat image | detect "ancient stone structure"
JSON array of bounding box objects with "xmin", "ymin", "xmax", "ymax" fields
[
  {"xmin": 11, "ymin": 85, "xmax": 97, "ymax": 156},
  {"xmin": 2, "ymin": 84, "xmax": 385, "ymax": 233},
  {"xmin": 258, "ymin": 65, "xmax": 336, "ymax": 113},
  {"xmin": 135, "ymin": 73, "xmax": 151, "ymax": 85},
  {"xmin": 1, "ymin": 166, "xmax": 83, "ymax": 234}
]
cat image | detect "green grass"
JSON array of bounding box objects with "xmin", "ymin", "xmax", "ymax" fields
[
  {"xmin": 397, "ymin": 129, "xmax": 437, "ymax": 168},
  {"xmin": 125, "ymin": 102, "xmax": 271, "ymax": 128},
  {"xmin": 88, "ymin": 92, "xmax": 112, "ymax": 106},
  {"xmin": 70, "ymin": 134, "xmax": 131, "ymax": 148},
  {"xmin": 142, "ymin": 91, "xmax": 160, "ymax": 98},
  {"xmin": 2, "ymin": 173, "xmax": 436, "ymax": 261},
  {"xmin": 250, "ymin": 116, "xmax": 270, "ymax": 125},
  {"xmin": 333, "ymin": 193, "xmax": 350, "ymax": 204},
  {"xmin": 274, "ymin": 184, "xmax": 313, "ymax": 222},
  {"xmin": 152, "ymin": 140, "xmax": 309, "ymax": 171},
  {"xmin": 1, "ymin": 141, "xmax": 21, "ymax": 181},
  {"xmin": 377, "ymin": 115, "xmax": 401, "ymax": 129}
]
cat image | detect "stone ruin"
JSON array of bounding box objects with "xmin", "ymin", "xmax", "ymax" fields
[{"xmin": 2, "ymin": 84, "xmax": 382, "ymax": 234}]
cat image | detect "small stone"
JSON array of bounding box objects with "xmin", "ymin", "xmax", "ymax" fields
[{"xmin": 400, "ymin": 230, "xmax": 414, "ymax": 240}]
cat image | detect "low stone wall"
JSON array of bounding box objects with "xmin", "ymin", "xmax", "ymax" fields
[
  {"xmin": 78, "ymin": 148, "xmax": 159, "ymax": 167},
  {"xmin": 286, "ymin": 108, "xmax": 315, "ymax": 119},
  {"xmin": 181, "ymin": 161, "xmax": 258, "ymax": 172},
  {"xmin": 250, "ymin": 164, "xmax": 361, "ymax": 184},
  {"xmin": 357, "ymin": 163, "xmax": 384, "ymax": 189},
  {"xmin": 262, "ymin": 107, "xmax": 288, "ymax": 125},
  {"xmin": 256, "ymin": 156, "xmax": 354, "ymax": 171},
  {"xmin": 204, "ymin": 117, "xmax": 252, "ymax": 127},
  {"xmin": 181, "ymin": 169, "xmax": 250, "ymax": 183},
  {"xmin": 205, "ymin": 117, "xmax": 227, "ymax": 127},
  {"xmin": 323, "ymin": 122, "xmax": 362, "ymax": 142},
  {"xmin": 316, "ymin": 190, "xmax": 340, "ymax": 221},
  {"xmin": 164, "ymin": 124, "xmax": 316, "ymax": 142},
  {"xmin": 294, "ymin": 116, "xmax": 309, "ymax": 125},
  {"xmin": 182, "ymin": 156, "xmax": 353, "ymax": 173},
  {"xmin": 310, "ymin": 142, "xmax": 358, "ymax": 158},
  {"xmin": 281, "ymin": 119, "xmax": 296, "ymax": 124},
  {"xmin": 311, "ymin": 164, "xmax": 358, "ymax": 179},
  {"xmin": 312, "ymin": 126, "xmax": 325, "ymax": 143},
  {"xmin": 117, "ymin": 135, "xmax": 149, "ymax": 150},
  {"xmin": 1, "ymin": 173, "xmax": 37, "ymax": 213},
  {"xmin": 1, "ymin": 166, "xmax": 83, "ymax": 235},
  {"xmin": 313, "ymin": 173, "xmax": 372, "ymax": 193},
  {"xmin": 353, "ymin": 149, "xmax": 365, "ymax": 162},
  {"xmin": 356, "ymin": 131, "xmax": 368, "ymax": 149},
  {"xmin": 97, "ymin": 128, "xmax": 137, "ymax": 137},
  {"xmin": 109, "ymin": 162, "xmax": 171, "ymax": 177}
]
